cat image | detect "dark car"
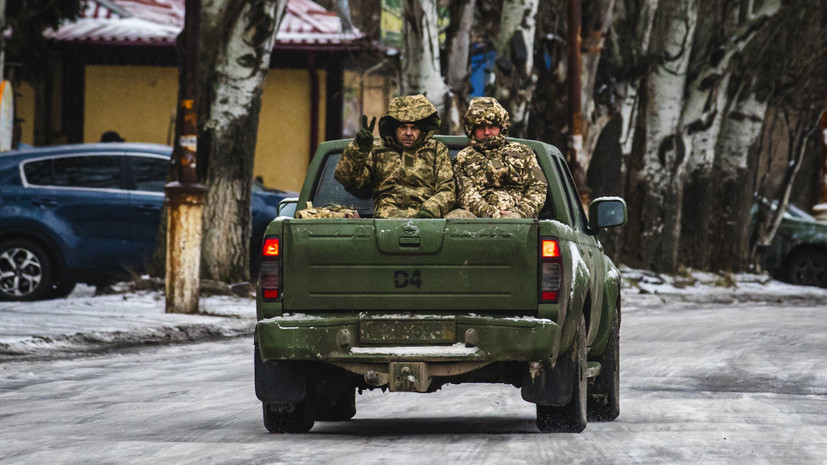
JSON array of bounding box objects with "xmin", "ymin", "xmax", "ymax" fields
[
  {"xmin": 760, "ymin": 203, "xmax": 827, "ymax": 288},
  {"xmin": 0, "ymin": 143, "xmax": 296, "ymax": 300}
]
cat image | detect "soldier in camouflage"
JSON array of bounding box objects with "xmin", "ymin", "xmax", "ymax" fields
[
  {"xmin": 453, "ymin": 97, "xmax": 547, "ymax": 218},
  {"xmin": 334, "ymin": 94, "xmax": 456, "ymax": 218}
]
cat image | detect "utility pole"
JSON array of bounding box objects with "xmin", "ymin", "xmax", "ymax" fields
[
  {"xmin": 567, "ymin": 0, "xmax": 590, "ymax": 209},
  {"xmin": 165, "ymin": 0, "xmax": 206, "ymax": 314}
]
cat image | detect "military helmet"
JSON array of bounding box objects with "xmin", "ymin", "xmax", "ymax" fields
[{"xmin": 463, "ymin": 97, "xmax": 510, "ymax": 139}]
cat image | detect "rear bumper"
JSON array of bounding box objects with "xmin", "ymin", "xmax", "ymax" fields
[{"xmin": 255, "ymin": 313, "xmax": 560, "ymax": 364}]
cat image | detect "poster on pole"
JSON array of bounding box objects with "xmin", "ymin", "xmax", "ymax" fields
[{"xmin": 0, "ymin": 80, "xmax": 13, "ymax": 152}]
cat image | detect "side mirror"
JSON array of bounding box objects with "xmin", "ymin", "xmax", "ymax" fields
[
  {"xmin": 277, "ymin": 197, "xmax": 299, "ymax": 218},
  {"xmin": 588, "ymin": 197, "xmax": 627, "ymax": 234}
]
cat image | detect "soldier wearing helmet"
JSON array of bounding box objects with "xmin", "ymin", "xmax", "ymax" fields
[
  {"xmin": 453, "ymin": 97, "xmax": 547, "ymax": 218},
  {"xmin": 334, "ymin": 94, "xmax": 456, "ymax": 218}
]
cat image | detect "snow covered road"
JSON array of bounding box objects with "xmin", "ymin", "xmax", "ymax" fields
[{"xmin": 1, "ymin": 295, "xmax": 825, "ymax": 464}]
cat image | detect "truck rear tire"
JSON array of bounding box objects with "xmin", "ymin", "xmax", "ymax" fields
[
  {"xmin": 536, "ymin": 315, "xmax": 587, "ymax": 433},
  {"xmin": 588, "ymin": 305, "xmax": 620, "ymax": 421},
  {"xmin": 263, "ymin": 400, "xmax": 314, "ymax": 433}
]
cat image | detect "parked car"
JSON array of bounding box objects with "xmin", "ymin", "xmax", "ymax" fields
[
  {"xmin": 760, "ymin": 203, "xmax": 827, "ymax": 288},
  {"xmin": 0, "ymin": 143, "xmax": 296, "ymax": 301}
]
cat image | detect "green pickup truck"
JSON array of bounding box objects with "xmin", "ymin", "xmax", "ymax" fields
[{"xmin": 254, "ymin": 136, "xmax": 627, "ymax": 433}]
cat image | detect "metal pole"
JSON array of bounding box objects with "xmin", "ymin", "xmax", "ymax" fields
[
  {"xmin": 165, "ymin": 0, "xmax": 206, "ymax": 314},
  {"xmin": 567, "ymin": 0, "xmax": 590, "ymax": 208}
]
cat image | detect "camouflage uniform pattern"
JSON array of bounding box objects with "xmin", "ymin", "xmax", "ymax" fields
[
  {"xmin": 454, "ymin": 97, "xmax": 547, "ymax": 218},
  {"xmin": 334, "ymin": 95, "xmax": 456, "ymax": 218},
  {"xmin": 295, "ymin": 202, "xmax": 360, "ymax": 219}
]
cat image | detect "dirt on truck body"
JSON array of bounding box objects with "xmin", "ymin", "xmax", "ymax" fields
[{"xmin": 254, "ymin": 135, "xmax": 627, "ymax": 433}]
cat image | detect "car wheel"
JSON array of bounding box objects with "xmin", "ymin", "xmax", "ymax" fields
[
  {"xmin": 263, "ymin": 399, "xmax": 315, "ymax": 434},
  {"xmin": 785, "ymin": 250, "xmax": 827, "ymax": 288},
  {"xmin": 0, "ymin": 240, "xmax": 54, "ymax": 301},
  {"xmin": 537, "ymin": 314, "xmax": 587, "ymax": 433},
  {"xmin": 588, "ymin": 303, "xmax": 620, "ymax": 422}
]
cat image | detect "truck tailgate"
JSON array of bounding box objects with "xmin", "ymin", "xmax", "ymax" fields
[{"xmin": 282, "ymin": 218, "xmax": 538, "ymax": 312}]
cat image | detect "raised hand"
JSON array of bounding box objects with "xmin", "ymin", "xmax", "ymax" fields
[{"xmin": 355, "ymin": 115, "xmax": 377, "ymax": 150}]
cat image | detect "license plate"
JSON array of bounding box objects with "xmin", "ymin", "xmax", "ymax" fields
[{"xmin": 359, "ymin": 319, "xmax": 456, "ymax": 344}]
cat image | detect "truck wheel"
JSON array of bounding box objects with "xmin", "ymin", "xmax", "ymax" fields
[
  {"xmin": 536, "ymin": 315, "xmax": 587, "ymax": 433},
  {"xmin": 262, "ymin": 400, "xmax": 314, "ymax": 433},
  {"xmin": 314, "ymin": 386, "xmax": 356, "ymax": 421},
  {"xmin": 588, "ymin": 306, "xmax": 620, "ymax": 421},
  {"xmin": 0, "ymin": 240, "xmax": 54, "ymax": 301}
]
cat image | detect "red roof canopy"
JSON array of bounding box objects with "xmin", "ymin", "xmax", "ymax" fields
[{"xmin": 47, "ymin": 0, "xmax": 365, "ymax": 48}]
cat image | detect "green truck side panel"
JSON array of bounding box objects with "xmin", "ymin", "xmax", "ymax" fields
[{"xmin": 590, "ymin": 263, "xmax": 621, "ymax": 357}]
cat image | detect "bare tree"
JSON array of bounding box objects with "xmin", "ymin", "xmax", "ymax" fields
[
  {"xmin": 197, "ymin": 0, "xmax": 288, "ymax": 283},
  {"xmin": 400, "ymin": 0, "xmax": 449, "ymax": 111},
  {"xmin": 492, "ymin": 0, "xmax": 540, "ymax": 137},
  {"xmin": 442, "ymin": 0, "xmax": 476, "ymax": 134}
]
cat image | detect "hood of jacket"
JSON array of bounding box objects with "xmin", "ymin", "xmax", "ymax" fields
[{"xmin": 378, "ymin": 94, "xmax": 440, "ymax": 151}]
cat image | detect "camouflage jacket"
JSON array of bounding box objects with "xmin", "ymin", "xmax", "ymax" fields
[
  {"xmin": 453, "ymin": 142, "xmax": 548, "ymax": 218},
  {"xmin": 334, "ymin": 95, "xmax": 456, "ymax": 218},
  {"xmin": 335, "ymin": 139, "xmax": 456, "ymax": 218}
]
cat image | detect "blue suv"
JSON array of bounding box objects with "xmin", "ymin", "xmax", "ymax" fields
[{"xmin": 0, "ymin": 143, "xmax": 295, "ymax": 300}]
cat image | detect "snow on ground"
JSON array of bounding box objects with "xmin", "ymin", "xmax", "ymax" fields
[
  {"xmin": 0, "ymin": 285, "xmax": 255, "ymax": 358},
  {"xmin": 620, "ymin": 265, "xmax": 827, "ymax": 304},
  {"xmin": 0, "ymin": 268, "xmax": 824, "ymax": 359}
]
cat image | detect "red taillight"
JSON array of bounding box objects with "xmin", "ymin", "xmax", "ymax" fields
[
  {"xmin": 539, "ymin": 237, "xmax": 562, "ymax": 303},
  {"xmin": 541, "ymin": 291, "xmax": 558, "ymax": 301},
  {"xmin": 542, "ymin": 239, "xmax": 560, "ymax": 258},
  {"xmin": 262, "ymin": 238, "xmax": 279, "ymax": 257},
  {"xmin": 260, "ymin": 236, "xmax": 281, "ymax": 301}
]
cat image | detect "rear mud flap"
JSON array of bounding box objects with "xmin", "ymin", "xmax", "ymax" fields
[
  {"xmin": 520, "ymin": 352, "xmax": 576, "ymax": 406},
  {"xmin": 254, "ymin": 348, "xmax": 306, "ymax": 403}
]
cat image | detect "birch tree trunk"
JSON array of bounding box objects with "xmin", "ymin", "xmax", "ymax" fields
[
  {"xmin": 493, "ymin": 0, "xmax": 539, "ymax": 137},
  {"xmin": 401, "ymin": 0, "xmax": 449, "ymax": 114},
  {"xmin": 198, "ymin": 0, "xmax": 287, "ymax": 283},
  {"xmin": 678, "ymin": 0, "xmax": 781, "ymax": 270},
  {"xmin": 580, "ymin": 0, "xmax": 616, "ymax": 168},
  {"xmin": 442, "ymin": 0, "xmax": 476, "ymax": 134},
  {"xmin": 623, "ymin": 0, "xmax": 698, "ymax": 272},
  {"xmin": 528, "ymin": 0, "xmax": 826, "ymax": 274}
]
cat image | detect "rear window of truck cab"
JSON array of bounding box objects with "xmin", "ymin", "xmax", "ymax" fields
[{"xmin": 309, "ymin": 148, "xmax": 558, "ymax": 221}]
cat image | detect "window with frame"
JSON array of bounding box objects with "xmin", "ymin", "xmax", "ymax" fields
[
  {"xmin": 24, "ymin": 155, "xmax": 122, "ymax": 189},
  {"xmin": 312, "ymin": 153, "xmax": 374, "ymax": 217},
  {"xmin": 132, "ymin": 156, "xmax": 169, "ymax": 192}
]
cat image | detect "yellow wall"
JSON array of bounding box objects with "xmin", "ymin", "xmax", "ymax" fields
[
  {"xmin": 16, "ymin": 81, "xmax": 35, "ymax": 145},
  {"xmin": 254, "ymin": 69, "xmax": 326, "ymax": 192},
  {"xmin": 82, "ymin": 65, "xmax": 325, "ymax": 192},
  {"xmin": 85, "ymin": 66, "xmax": 178, "ymax": 144}
]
